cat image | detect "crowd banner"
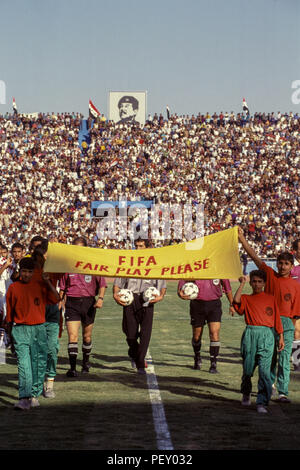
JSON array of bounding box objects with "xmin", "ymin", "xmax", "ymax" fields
[{"xmin": 44, "ymin": 227, "xmax": 242, "ymax": 280}]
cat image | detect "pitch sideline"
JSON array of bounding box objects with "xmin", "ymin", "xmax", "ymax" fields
[{"xmin": 145, "ymin": 352, "xmax": 174, "ymax": 450}]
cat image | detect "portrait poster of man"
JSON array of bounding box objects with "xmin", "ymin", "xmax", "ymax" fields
[{"xmin": 109, "ymin": 91, "xmax": 147, "ymax": 126}]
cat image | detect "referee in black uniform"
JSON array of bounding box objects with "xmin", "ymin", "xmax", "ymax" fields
[{"xmin": 113, "ymin": 239, "xmax": 166, "ymax": 375}]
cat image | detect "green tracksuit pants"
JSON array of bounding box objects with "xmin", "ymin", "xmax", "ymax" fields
[
  {"xmin": 12, "ymin": 324, "xmax": 47, "ymax": 399},
  {"xmin": 45, "ymin": 322, "xmax": 60, "ymax": 379},
  {"xmin": 240, "ymin": 325, "xmax": 274, "ymax": 406},
  {"xmin": 271, "ymin": 316, "xmax": 295, "ymax": 397}
]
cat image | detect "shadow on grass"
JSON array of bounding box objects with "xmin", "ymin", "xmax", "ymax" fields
[
  {"xmin": 2, "ymin": 354, "xmax": 300, "ymax": 451},
  {"xmin": 2, "ymin": 354, "xmax": 18, "ymax": 366},
  {"xmin": 1, "ymin": 391, "xmax": 299, "ymax": 451},
  {"xmin": 0, "ymin": 401, "xmax": 159, "ymax": 451},
  {"xmin": 55, "ymin": 352, "xmax": 241, "ymax": 398},
  {"xmin": 151, "ymin": 350, "xmax": 243, "ymax": 369},
  {"xmin": 1, "ymin": 354, "xmax": 239, "ymax": 407},
  {"xmin": 0, "ymin": 388, "xmax": 19, "ymax": 405},
  {"xmin": 56, "ymin": 353, "xmax": 133, "ymax": 379},
  {"xmin": 153, "ymin": 372, "xmax": 240, "ymax": 399},
  {"xmin": 3, "ymin": 350, "xmax": 299, "ymax": 419}
]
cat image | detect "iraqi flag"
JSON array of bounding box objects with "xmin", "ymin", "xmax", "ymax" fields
[
  {"xmin": 13, "ymin": 97, "xmax": 18, "ymax": 114},
  {"xmin": 166, "ymin": 105, "xmax": 170, "ymax": 120},
  {"xmin": 89, "ymin": 99, "xmax": 100, "ymax": 119},
  {"xmin": 242, "ymin": 98, "xmax": 249, "ymax": 115},
  {"xmin": 110, "ymin": 157, "xmax": 119, "ymax": 168}
]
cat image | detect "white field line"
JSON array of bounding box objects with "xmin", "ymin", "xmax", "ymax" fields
[
  {"xmin": 83, "ymin": 349, "xmax": 174, "ymax": 450},
  {"xmin": 145, "ymin": 352, "xmax": 174, "ymax": 450}
]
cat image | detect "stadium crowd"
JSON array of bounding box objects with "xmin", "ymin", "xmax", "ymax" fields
[{"xmin": 0, "ymin": 109, "xmax": 299, "ymax": 256}]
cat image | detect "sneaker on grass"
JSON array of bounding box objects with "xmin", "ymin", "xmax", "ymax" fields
[
  {"xmin": 30, "ymin": 397, "xmax": 40, "ymax": 407},
  {"xmin": 43, "ymin": 381, "xmax": 55, "ymax": 398},
  {"xmin": 14, "ymin": 398, "xmax": 31, "ymax": 410},
  {"xmin": 277, "ymin": 395, "xmax": 291, "ymax": 403},
  {"xmin": 129, "ymin": 357, "xmax": 136, "ymax": 369},
  {"xmin": 257, "ymin": 405, "xmax": 268, "ymax": 414},
  {"xmin": 241, "ymin": 394, "xmax": 251, "ymax": 406}
]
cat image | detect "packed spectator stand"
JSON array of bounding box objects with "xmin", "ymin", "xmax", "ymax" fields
[{"xmin": 0, "ymin": 109, "xmax": 299, "ymax": 256}]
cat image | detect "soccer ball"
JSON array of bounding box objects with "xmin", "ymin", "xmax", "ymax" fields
[
  {"xmin": 118, "ymin": 289, "xmax": 134, "ymax": 306},
  {"xmin": 143, "ymin": 286, "xmax": 160, "ymax": 303},
  {"xmin": 182, "ymin": 282, "xmax": 199, "ymax": 300}
]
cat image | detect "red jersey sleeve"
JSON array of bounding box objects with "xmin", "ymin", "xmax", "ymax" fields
[
  {"xmin": 232, "ymin": 298, "xmax": 245, "ymax": 316},
  {"xmin": 273, "ymin": 297, "xmax": 284, "ymax": 335},
  {"xmin": 260, "ymin": 262, "xmax": 277, "ymax": 295},
  {"xmin": 45, "ymin": 288, "xmax": 59, "ymax": 305}
]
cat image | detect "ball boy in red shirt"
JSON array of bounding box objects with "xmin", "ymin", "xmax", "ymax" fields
[
  {"xmin": 6, "ymin": 257, "xmax": 60, "ymax": 410},
  {"xmin": 233, "ymin": 270, "xmax": 284, "ymax": 413}
]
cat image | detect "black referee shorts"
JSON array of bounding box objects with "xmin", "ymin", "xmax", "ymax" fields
[
  {"xmin": 65, "ymin": 296, "xmax": 96, "ymax": 326},
  {"xmin": 189, "ymin": 298, "xmax": 222, "ymax": 327}
]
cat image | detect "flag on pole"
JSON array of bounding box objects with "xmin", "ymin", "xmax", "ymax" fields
[
  {"xmin": 110, "ymin": 157, "xmax": 118, "ymax": 168},
  {"xmin": 89, "ymin": 99, "xmax": 100, "ymax": 119},
  {"xmin": 242, "ymin": 98, "xmax": 249, "ymax": 115},
  {"xmin": 166, "ymin": 105, "xmax": 170, "ymax": 120},
  {"xmin": 12, "ymin": 97, "xmax": 18, "ymax": 115}
]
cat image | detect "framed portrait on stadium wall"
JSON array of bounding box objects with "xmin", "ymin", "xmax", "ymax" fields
[{"xmin": 109, "ymin": 91, "xmax": 147, "ymax": 126}]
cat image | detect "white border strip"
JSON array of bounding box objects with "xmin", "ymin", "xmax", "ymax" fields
[{"xmin": 146, "ymin": 353, "xmax": 174, "ymax": 450}]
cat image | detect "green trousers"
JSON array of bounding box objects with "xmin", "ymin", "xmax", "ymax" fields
[
  {"xmin": 240, "ymin": 325, "xmax": 274, "ymax": 406},
  {"xmin": 12, "ymin": 324, "xmax": 48, "ymax": 399},
  {"xmin": 271, "ymin": 316, "xmax": 295, "ymax": 397},
  {"xmin": 45, "ymin": 322, "xmax": 60, "ymax": 379}
]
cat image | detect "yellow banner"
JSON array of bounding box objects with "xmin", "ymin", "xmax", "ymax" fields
[{"xmin": 44, "ymin": 227, "xmax": 242, "ymax": 280}]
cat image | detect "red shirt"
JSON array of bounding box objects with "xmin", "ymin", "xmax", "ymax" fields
[
  {"xmin": 233, "ymin": 292, "xmax": 283, "ymax": 334},
  {"xmin": 261, "ymin": 262, "xmax": 300, "ymax": 319},
  {"xmin": 6, "ymin": 279, "xmax": 59, "ymax": 325},
  {"xmin": 31, "ymin": 267, "xmax": 63, "ymax": 285}
]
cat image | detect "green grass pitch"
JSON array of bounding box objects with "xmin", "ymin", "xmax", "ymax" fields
[{"xmin": 1, "ymin": 280, "xmax": 300, "ymax": 451}]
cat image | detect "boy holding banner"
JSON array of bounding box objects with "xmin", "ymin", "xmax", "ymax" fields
[
  {"xmin": 233, "ymin": 270, "xmax": 284, "ymax": 413},
  {"xmin": 238, "ymin": 227, "xmax": 300, "ymax": 403}
]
